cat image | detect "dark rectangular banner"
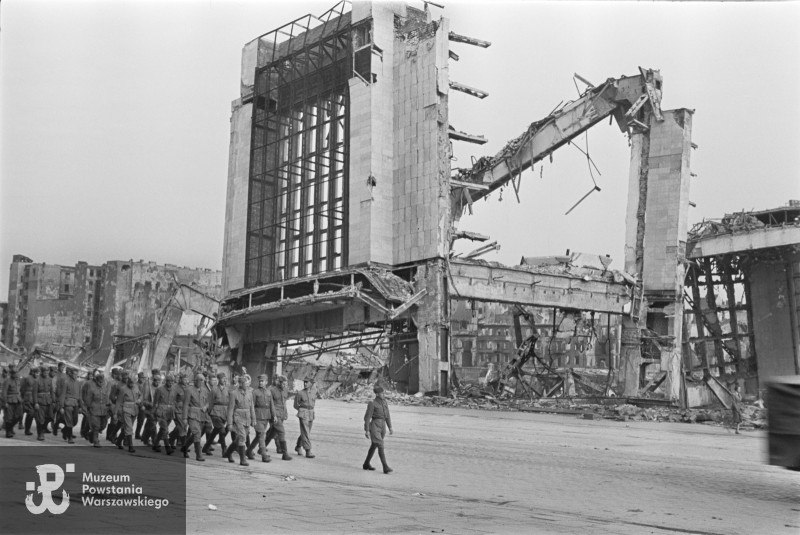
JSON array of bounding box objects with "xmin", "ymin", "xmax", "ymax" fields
[{"xmin": 0, "ymin": 446, "xmax": 186, "ymax": 534}]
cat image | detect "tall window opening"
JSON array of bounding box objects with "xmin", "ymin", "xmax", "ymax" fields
[{"xmin": 245, "ymin": 30, "xmax": 351, "ymax": 287}]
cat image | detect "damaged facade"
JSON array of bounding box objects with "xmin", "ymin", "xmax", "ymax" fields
[
  {"xmin": 218, "ymin": 1, "xmax": 699, "ymax": 399},
  {"xmin": 4, "ymin": 256, "xmax": 222, "ymax": 370},
  {"xmin": 684, "ymin": 201, "xmax": 800, "ymax": 400}
]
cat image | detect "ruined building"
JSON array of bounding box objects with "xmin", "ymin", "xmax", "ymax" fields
[
  {"xmin": 4, "ymin": 256, "xmax": 222, "ymax": 369},
  {"xmin": 684, "ymin": 201, "xmax": 800, "ymax": 399},
  {"xmin": 218, "ymin": 1, "xmax": 695, "ymax": 398}
]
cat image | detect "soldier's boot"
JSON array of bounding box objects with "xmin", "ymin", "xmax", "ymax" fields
[
  {"xmin": 295, "ymin": 437, "xmax": 303, "ymax": 456},
  {"xmin": 163, "ymin": 430, "xmax": 174, "ymax": 455},
  {"xmin": 193, "ymin": 441, "xmax": 205, "ymax": 462},
  {"xmin": 5, "ymin": 422, "xmax": 14, "ymax": 438},
  {"xmin": 92, "ymin": 431, "xmax": 101, "ymax": 448},
  {"xmin": 18, "ymin": 419, "xmax": 23, "ymax": 430},
  {"xmin": 115, "ymin": 433, "xmax": 124, "ymax": 449},
  {"xmin": 363, "ymin": 444, "xmax": 377, "ymax": 470},
  {"xmin": 245, "ymin": 433, "xmax": 257, "ymax": 459},
  {"xmin": 280, "ymin": 441, "xmax": 292, "ymax": 461},
  {"xmin": 168, "ymin": 428, "xmax": 178, "ymax": 449},
  {"xmin": 202, "ymin": 430, "xmax": 216, "ymax": 455},
  {"xmin": 151, "ymin": 431, "xmax": 162, "ymax": 452},
  {"xmin": 219, "ymin": 432, "xmax": 227, "ymax": 452},
  {"xmin": 37, "ymin": 423, "xmax": 46, "ymax": 441},
  {"xmin": 134, "ymin": 421, "xmax": 142, "ymax": 441},
  {"xmin": 305, "ymin": 449, "xmax": 315, "ymax": 459},
  {"xmin": 106, "ymin": 422, "xmax": 117, "ymax": 442},
  {"xmin": 378, "ymin": 446, "xmax": 392, "ymax": 474},
  {"xmin": 67, "ymin": 428, "xmax": 75, "ymax": 444},
  {"xmin": 53, "ymin": 419, "xmax": 59, "ymax": 436},
  {"xmin": 126, "ymin": 435, "xmax": 135, "ymax": 453},
  {"xmin": 225, "ymin": 442, "xmax": 236, "ymax": 463},
  {"xmin": 24, "ymin": 414, "xmax": 33, "ymax": 435},
  {"xmin": 181, "ymin": 435, "xmax": 192, "ymax": 459},
  {"xmin": 237, "ymin": 446, "xmax": 249, "ymax": 467}
]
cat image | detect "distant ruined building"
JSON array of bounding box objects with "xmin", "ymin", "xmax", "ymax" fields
[{"xmin": 3, "ymin": 255, "xmax": 221, "ymax": 368}]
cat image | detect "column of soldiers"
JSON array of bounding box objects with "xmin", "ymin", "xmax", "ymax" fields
[{"xmin": 1, "ymin": 365, "xmax": 334, "ymax": 468}]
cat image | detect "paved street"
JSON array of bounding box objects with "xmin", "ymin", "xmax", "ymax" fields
[{"xmin": 4, "ymin": 399, "xmax": 798, "ymax": 534}]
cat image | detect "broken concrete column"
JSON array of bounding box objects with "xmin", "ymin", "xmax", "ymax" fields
[
  {"xmin": 623, "ymin": 109, "xmax": 693, "ymax": 400},
  {"xmin": 412, "ymin": 260, "xmax": 448, "ymax": 394}
]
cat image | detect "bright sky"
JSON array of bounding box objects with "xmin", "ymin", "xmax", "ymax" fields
[{"xmin": 2, "ymin": 0, "xmax": 799, "ymax": 297}]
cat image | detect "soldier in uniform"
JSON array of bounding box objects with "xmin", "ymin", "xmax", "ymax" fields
[
  {"xmin": 83, "ymin": 370, "xmax": 109, "ymax": 448},
  {"xmin": 134, "ymin": 372, "xmax": 147, "ymax": 441},
  {"xmin": 245, "ymin": 374, "xmax": 274, "ymax": 463},
  {"xmin": 2, "ymin": 366, "xmax": 23, "ymax": 438},
  {"xmin": 32, "ymin": 365, "xmax": 55, "ymax": 440},
  {"xmin": 181, "ymin": 372, "xmax": 210, "ymax": 462},
  {"xmin": 294, "ymin": 377, "xmax": 317, "ymax": 458},
  {"xmin": 20, "ymin": 367, "xmax": 39, "ymax": 436},
  {"xmin": 263, "ymin": 375, "xmax": 292, "ymax": 460},
  {"xmin": 50, "ymin": 365, "xmax": 62, "ymax": 436},
  {"xmin": 105, "ymin": 367, "xmax": 123, "ymax": 443},
  {"xmin": 79, "ymin": 371, "xmax": 94, "ymax": 440},
  {"xmin": 203, "ymin": 373, "xmax": 230, "ymax": 455},
  {"xmin": 363, "ymin": 385, "xmax": 393, "ymax": 474},
  {"xmin": 114, "ymin": 372, "xmax": 140, "ymax": 453},
  {"xmin": 138, "ymin": 370, "xmax": 160, "ymax": 446},
  {"xmin": 168, "ymin": 373, "xmax": 188, "ymax": 449},
  {"xmin": 151, "ymin": 374, "xmax": 176, "ymax": 455},
  {"xmin": 224, "ymin": 375, "xmax": 256, "ymax": 466},
  {"xmin": 56, "ymin": 367, "xmax": 81, "ymax": 444}
]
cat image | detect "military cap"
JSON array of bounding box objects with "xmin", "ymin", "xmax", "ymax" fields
[
  {"xmin": 137, "ymin": 371, "xmax": 146, "ymax": 378},
  {"xmin": 276, "ymin": 374, "xmax": 287, "ymax": 382},
  {"xmin": 257, "ymin": 374, "xmax": 268, "ymax": 381},
  {"xmin": 216, "ymin": 372, "xmax": 226, "ymax": 380},
  {"xmin": 373, "ymin": 385, "xmax": 384, "ymax": 394},
  {"xmin": 194, "ymin": 372, "xmax": 205, "ymax": 380}
]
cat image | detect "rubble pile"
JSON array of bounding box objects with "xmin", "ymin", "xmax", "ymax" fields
[{"xmin": 334, "ymin": 383, "xmax": 769, "ymax": 429}]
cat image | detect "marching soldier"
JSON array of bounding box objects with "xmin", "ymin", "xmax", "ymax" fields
[
  {"xmin": 138, "ymin": 370, "xmax": 160, "ymax": 446},
  {"xmin": 79, "ymin": 371, "xmax": 94, "ymax": 440},
  {"xmin": 203, "ymin": 373, "xmax": 229, "ymax": 455},
  {"xmin": 20, "ymin": 367, "xmax": 39, "ymax": 436},
  {"xmin": 168, "ymin": 373, "xmax": 188, "ymax": 449},
  {"xmin": 182, "ymin": 372, "xmax": 210, "ymax": 462},
  {"xmin": 294, "ymin": 377, "xmax": 317, "ymax": 458},
  {"xmin": 224, "ymin": 374, "xmax": 256, "ymax": 466},
  {"xmin": 114, "ymin": 372, "xmax": 140, "ymax": 453},
  {"xmin": 32, "ymin": 365, "xmax": 55, "ymax": 440},
  {"xmin": 151, "ymin": 374, "xmax": 176, "ymax": 455},
  {"xmin": 2, "ymin": 366, "xmax": 23, "ymax": 438},
  {"xmin": 263, "ymin": 375, "xmax": 292, "ymax": 460},
  {"xmin": 245, "ymin": 374, "xmax": 274, "ymax": 463},
  {"xmin": 105, "ymin": 367, "xmax": 123, "ymax": 443},
  {"xmin": 56, "ymin": 367, "xmax": 81, "ymax": 444},
  {"xmin": 48, "ymin": 366, "xmax": 59, "ymax": 435},
  {"xmin": 363, "ymin": 385, "xmax": 393, "ymax": 474},
  {"xmin": 134, "ymin": 372, "xmax": 147, "ymax": 441},
  {"xmin": 83, "ymin": 370, "xmax": 109, "ymax": 448}
]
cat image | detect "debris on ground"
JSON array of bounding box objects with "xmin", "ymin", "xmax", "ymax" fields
[
  {"xmin": 208, "ymin": 504, "xmax": 218, "ymax": 511},
  {"xmin": 335, "ymin": 382, "xmax": 768, "ymax": 429}
]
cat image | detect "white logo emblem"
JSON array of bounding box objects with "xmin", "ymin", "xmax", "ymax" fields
[{"xmin": 25, "ymin": 463, "xmax": 74, "ymax": 515}]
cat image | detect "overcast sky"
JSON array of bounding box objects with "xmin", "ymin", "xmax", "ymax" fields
[{"xmin": 2, "ymin": 0, "xmax": 799, "ymax": 297}]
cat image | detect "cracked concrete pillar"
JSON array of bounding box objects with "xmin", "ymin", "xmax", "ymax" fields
[{"xmin": 624, "ymin": 109, "xmax": 694, "ymax": 401}]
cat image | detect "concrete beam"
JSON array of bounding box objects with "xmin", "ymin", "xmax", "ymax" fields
[
  {"xmin": 447, "ymin": 260, "xmax": 630, "ymax": 314},
  {"xmin": 689, "ymin": 225, "xmax": 800, "ymax": 259}
]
